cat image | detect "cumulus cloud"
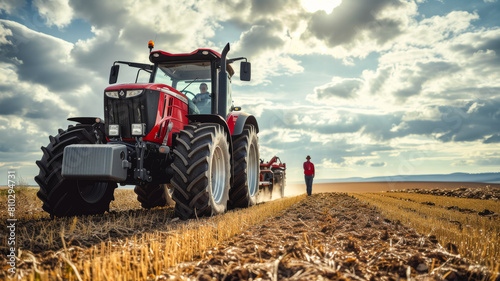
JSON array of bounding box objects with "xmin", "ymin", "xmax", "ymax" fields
[
  {"xmin": 483, "ymin": 134, "xmax": 500, "ymax": 143},
  {"xmin": 233, "ymin": 21, "xmax": 285, "ymax": 58},
  {"xmin": 306, "ymin": 0, "xmax": 404, "ymax": 46},
  {"xmin": 306, "ymin": 9, "xmax": 500, "ymax": 113},
  {"xmin": 63, "ymin": 0, "xmax": 305, "ymax": 88},
  {"xmin": 0, "ymin": 0, "xmax": 25, "ymax": 15},
  {"xmin": 33, "ymin": 0, "xmax": 74, "ymax": 28},
  {"xmin": 250, "ymin": 92, "xmax": 500, "ymax": 174},
  {"xmin": 300, "ymin": 0, "xmax": 417, "ymax": 58},
  {"xmin": 393, "ymin": 61, "xmax": 461, "ymax": 102},
  {"xmin": 0, "ymin": 19, "xmax": 105, "ymax": 165},
  {"xmin": 312, "ymin": 77, "xmax": 364, "ymax": 99},
  {"xmin": 374, "ymin": 11, "xmax": 500, "ymax": 104},
  {"xmin": 0, "ymin": 20, "xmax": 79, "ymax": 92},
  {"xmin": 370, "ymin": 162, "xmax": 387, "ymax": 167},
  {"xmin": 2, "ymin": 0, "xmax": 500, "ymax": 184},
  {"xmin": 218, "ymin": 0, "xmax": 303, "ymax": 23},
  {"xmin": 0, "ymin": 66, "xmax": 75, "ymax": 140},
  {"xmin": 250, "ymin": 0, "xmax": 301, "ymax": 16}
]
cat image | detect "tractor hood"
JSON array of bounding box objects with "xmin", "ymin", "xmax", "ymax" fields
[
  {"xmin": 105, "ymin": 83, "xmax": 175, "ymax": 92},
  {"xmin": 103, "ymin": 83, "xmax": 188, "ymax": 140},
  {"xmin": 104, "ymin": 83, "xmax": 188, "ymax": 103}
]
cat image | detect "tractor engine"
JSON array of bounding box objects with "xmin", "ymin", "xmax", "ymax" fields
[
  {"xmin": 99, "ymin": 84, "xmax": 187, "ymax": 185},
  {"xmin": 104, "ymin": 88, "xmax": 160, "ymax": 140},
  {"xmin": 59, "ymin": 84, "xmax": 184, "ymax": 186}
]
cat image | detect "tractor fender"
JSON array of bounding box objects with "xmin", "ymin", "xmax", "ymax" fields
[
  {"xmin": 186, "ymin": 114, "xmax": 233, "ymax": 154},
  {"xmin": 67, "ymin": 117, "xmax": 106, "ymax": 143},
  {"xmin": 67, "ymin": 117, "xmax": 102, "ymax": 125},
  {"xmin": 231, "ymin": 112, "xmax": 259, "ymax": 136},
  {"xmin": 186, "ymin": 114, "xmax": 233, "ymax": 142}
]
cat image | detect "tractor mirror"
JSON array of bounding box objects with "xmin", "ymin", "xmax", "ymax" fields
[
  {"xmin": 240, "ymin": 61, "xmax": 251, "ymax": 81},
  {"xmin": 109, "ymin": 65, "xmax": 120, "ymax": 84}
]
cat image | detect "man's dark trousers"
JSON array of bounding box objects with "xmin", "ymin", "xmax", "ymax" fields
[{"xmin": 305, "ymin": 175, "xmax": 313, "ymax": 195}]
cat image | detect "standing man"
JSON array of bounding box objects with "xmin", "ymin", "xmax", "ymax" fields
[{"xmin": 303, "ymin": 155, "xmax": 315, "ymax": 196}]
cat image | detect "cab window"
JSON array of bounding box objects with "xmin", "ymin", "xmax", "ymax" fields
[{"xmin": 154, "ymin": 62, "xmax": 211, "ymax": 114}]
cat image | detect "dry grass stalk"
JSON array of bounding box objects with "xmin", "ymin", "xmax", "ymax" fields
[
  {"xmin": 382, "ymin": 192, "xmax": 500, "ymax": 213},
  {"xmin": 2, "ymin": 189, "xmax": 304, "ymax": 280},
  {"xmin": 352, "ymin": 192, "xmax": 500, "ymax": 272}
]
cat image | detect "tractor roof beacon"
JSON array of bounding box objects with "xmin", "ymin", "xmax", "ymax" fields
[{"xmin": 35, "ymin": 42, "xmax": 261, "ymax": 220}]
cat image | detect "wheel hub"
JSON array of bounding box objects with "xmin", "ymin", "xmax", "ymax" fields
[
  {"xmin": 77, "ymin": 181, "xmax": 108, "ymax": 204},
  {"xmin": 211, "ymin": 146, "xmax": 225, "ymax": 204},
  {"xmin": 248, "ymin": 143, "xmax": 258, "ymax": 196}
]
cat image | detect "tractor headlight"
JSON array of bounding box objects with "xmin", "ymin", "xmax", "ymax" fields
[
  {"xmin": 126, "ymin": 89, "xmax": 143, "ymax": 98},
  {"xmin": 109, "ymin": 124, "xmax": 120, "ymax": 136},
  {"xmin": 131, "ymin": 123, "xmax": 146, "ymax": 136},
  {"xmin": 105, "ymin": 91, "xmax": 119, "ymax": 98}
]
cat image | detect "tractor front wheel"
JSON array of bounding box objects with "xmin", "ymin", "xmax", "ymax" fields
[
  {"xmin": 170, "ymin": 123, "xmax": 231, "ymax": 220},
  {"xmin": 35, "ymin": 125, "xmax": 116, "ymax": 217}
]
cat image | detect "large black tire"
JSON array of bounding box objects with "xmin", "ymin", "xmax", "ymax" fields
[
  {"xmin": 134, "ymin": 183, "xmax": 175, "ymax": 208},
  {"xmin": 170, "ymin": 123, "xmax": 231, "ymax": 220},
  {"xmin": 229, "ymin": 124, "xmax": 259, "ymax": 208},
  {"xmin": 34, "ymin": 125, "xmax": 117, "ymax": 217}
]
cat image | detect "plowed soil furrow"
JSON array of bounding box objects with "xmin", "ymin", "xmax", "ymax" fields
[{"xmin": 163, "ymin": 193, "xmax": 494, "ymax": 280}]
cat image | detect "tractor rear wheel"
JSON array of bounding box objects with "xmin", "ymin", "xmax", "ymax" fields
[
  {"xmin": 229, "ymin": 124, "xmax": 259, "ymax": 208},
  {"xmin": 34, "ymin": 125, "xmax": 116, "ymax": 217},
  {"xmin": 170, "ymin": 123, "xmax": 231, "ymax": 220},
  {"xmin": 134, "ymin": 183, "xmax": 174, "ymax": 208}
]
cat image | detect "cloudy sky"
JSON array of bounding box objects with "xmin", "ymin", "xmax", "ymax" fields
[{"xmin": 1, "ymin": 0, "xmax": 500, "ymax": 185}]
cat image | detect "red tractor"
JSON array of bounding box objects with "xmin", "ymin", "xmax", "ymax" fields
[
  {"xmin": 35, "ymin": 42, "xmax": 260, "ymax": 219},
  {"xmin": 259, "ymin": 156, "xmax": 286, "ymax": 199}
]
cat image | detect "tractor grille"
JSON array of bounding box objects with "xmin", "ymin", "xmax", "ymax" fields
[
  {"xmin": 104, "ymin": 89, "xmax": 160, "ymax": 139},
  {"xmin": 167, "ymin": 96, "xmax": 173, "ymax": 116}
]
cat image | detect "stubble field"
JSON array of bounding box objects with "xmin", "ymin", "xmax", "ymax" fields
[{"xmin": 1, "ymin": 182, "xmax": 499, "ymax": 280}]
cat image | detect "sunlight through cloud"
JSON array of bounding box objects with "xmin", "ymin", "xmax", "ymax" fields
[{"xmin": 301, "ymin": 0, "xmax": 342, "ymax": 13}]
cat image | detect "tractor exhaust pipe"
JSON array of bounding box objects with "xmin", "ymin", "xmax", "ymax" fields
[{"xmin": 217, "ymin": 43, "xmax": 230, "ymax": 117}]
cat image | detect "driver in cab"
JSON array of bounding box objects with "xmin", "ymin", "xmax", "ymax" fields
[
  {"xmin": 193, "ymin": 83, "xmax": 210, "ymax": 105},
  {"xmin": 192, "ymin": 83, "xmax": 211, "ymax": 114}
]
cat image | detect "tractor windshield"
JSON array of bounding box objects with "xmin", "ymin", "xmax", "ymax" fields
[{"xmin": 154, "ymin": 62, "xmax": 212, "ymax": 114}]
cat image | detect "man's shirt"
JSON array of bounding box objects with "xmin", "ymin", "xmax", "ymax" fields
[
  {"xmin": 194, "ymin": 92, "xmax": 210, "ymax": 103},
  {"xmin": 303, "ymin": 161, "xmax": 315, "ymax": 176}
]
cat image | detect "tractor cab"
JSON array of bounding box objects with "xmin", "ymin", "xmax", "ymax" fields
[
  {"xmin": 153, "ymin": 59, "xmax": 215, "ymax": 115},
  {"xmin": 109, "ymin": 45, "xmax": 250, "ymax": 118}
]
